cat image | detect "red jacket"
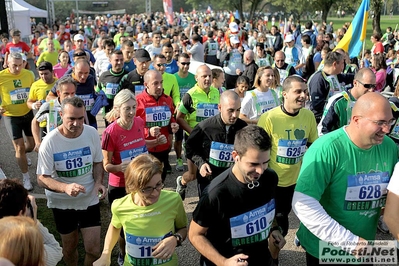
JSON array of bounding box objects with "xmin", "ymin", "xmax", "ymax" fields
[{"xmin": 136, "ymin": 90, "xmax": 176, "ymax": 153}]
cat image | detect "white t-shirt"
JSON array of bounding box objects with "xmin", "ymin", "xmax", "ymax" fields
[
  {"xmin": 240, "ymin": 89, "xmax": 280, "ymax": 119},
  {"xmin": 37, "ymin": 125, "xmax": 103, "ymax": 210}
]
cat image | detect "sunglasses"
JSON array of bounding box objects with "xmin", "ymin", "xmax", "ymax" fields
[
  {"xmin": 156, "ymin": 63, "xmax": 166, "ymax": 67},
  {"xmin": 180, "ymin": 62, "xmax": 190, "ymax": 66},
  {"xmin": 73, "ymin": 52, "xmax": 86, "ymax": 57},
  {"xmin": 356, "ymin": 80, "xmax": 376, "ymax": 89}
]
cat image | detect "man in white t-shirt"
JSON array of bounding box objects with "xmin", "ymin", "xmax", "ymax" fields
[{"xmin": 37, "ymin": 96, "xmax": 107, "ymax": 266}]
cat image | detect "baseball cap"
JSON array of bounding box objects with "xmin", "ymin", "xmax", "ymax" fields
[
  {"xmin": 230, "ymin": 36, "xmax": 240, "ymax": 44},
  {"xmin": 73, "ymin": 34, "xmax": 84, "ymax": 41},
  {"xmin": 229, "ymin": 22, "xmax": 239, "ymax": 33},
  {"xmin": 37, "ymin": 61, "xmax": 53, "ymax": 71},
  {"xmin": 134, "ymin": 49, "xmax": 151, "ymax": 62},
  {"xmin": 284, "ymin": 34, "xmax": 295, "ymax": 43}
]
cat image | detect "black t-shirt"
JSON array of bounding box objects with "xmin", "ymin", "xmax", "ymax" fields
[
  {"xmin": 119, "ymin": 69, "xmax": 145, "ymax": 94},
  {"xmin": 193, "ymin": 168, "xmax": 278, "ymax": 265}
]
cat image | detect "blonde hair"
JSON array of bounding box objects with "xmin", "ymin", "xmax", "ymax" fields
[
  {"xmin": 253, "ymin": 66, "xmax": 273, "ymax": 89},
  {"xmin": 0, "ymin": 216, "xmax": 45, "ymax": 266},
  {"xmin": 104, "ymin": 89, "xmax": 136, "ymax": 123},
  {"xmin": 271, "ymin": 67, "xmax": 281, "ymax": 89},
  {"xmin": 124, "ymin": 154, "xmax": 163, "ymax": 194}
]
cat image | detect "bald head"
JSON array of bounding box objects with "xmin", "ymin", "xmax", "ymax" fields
[
  {"xmin": 220, "ymin": 90, "xmax": 240, "ymax": 104},
  {"xmin": 244, "ymin": 50, "xmax": 254, "ymax": 62},
  {"xmin": 352, "ymin": 92, "xmax": 390, "ymax": 118},
  {"xmin": 348, "ymin": 92, "xmax": 394, "ymax": 149},
  {"xmin": 219, "ymin": 90, "xmax": 241, "ymax": 125},
  {"xmin": 74, "ymin": 58, "xmax": 90, "ymax": 69},
  {"xmin": 355, "ymin": 68, "xmax": 375, "ymax": 81},
  {"xmin": 144, "ymin": 69, "xmax": 162, "ymax": 83},
  {"xmin": 196, "ymin": 64, "xmax": 211, "ymax": 76}
]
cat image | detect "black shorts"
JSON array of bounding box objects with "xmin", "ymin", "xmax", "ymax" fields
[
  {"xmin": 108, "ymin": 185, "xmax": 126, "ymax": 206},
  {"xmin": 174, "ymin": 127, "xmax": 184, "ymax": 141},
  {"xmin": 3, "ymin": 110, "xmax": 34, "ymax": 140},
  {"xmin": 52, "ymin": 203, "xmax": 101, "ymax": 235}
]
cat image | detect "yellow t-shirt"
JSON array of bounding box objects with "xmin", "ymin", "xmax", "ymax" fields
[
  {"xmin": 36, "ymin": 51, "xmax": 59, "ymax": 66},
  {"xmin": 29, "ymin": 77, "xmax": 57, "ymax": 102},
  {"xmin": 0, "ymin": 69, "xmax": 35, "ymax": 116},
  {"xmin": 258, "ymin": 106, "xmax": 318, "ymax": 187}
]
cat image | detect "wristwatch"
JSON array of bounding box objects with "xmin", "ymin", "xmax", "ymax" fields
[{"xmin": 174, "ymin": 233, "xmax": 183, "ymax": 247}]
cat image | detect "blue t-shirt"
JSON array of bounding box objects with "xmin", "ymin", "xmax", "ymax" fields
[{"xmin": 149, "ymin": 59, "xmax": 179, "ymax": 74}]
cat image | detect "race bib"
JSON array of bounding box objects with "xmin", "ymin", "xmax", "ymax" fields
[
  {"xmin": 345, "ymin": 172, "xmax": 389, "ymax": 211},
  {"xmin": 257, "ymin": 97, "xmax": 277, "ymax": 114},
  {"xmin": 230, "ymin": 199, "xmax": 275, "ymax": 247},
  {"xmin": 145, "ymin": 106, "xmax": 171, "ymax": 127},
  {"xmin": 276, "ymin": 138, "xmax": 307, "ymax": 165},
  {"xmin": 209, "ymin": 141, "xmax": 234, "ymax": 168},
  {"xmin": 230, "ymin": 51, "xmax": 242, "ymax": 68},
  {"xmin": 179, "ymin": 86, "xmax": 190, "ymax": 99},
  {"xmin": 77, "ymin": 94, "xmax": 94, "ymax": 111},
  {"xmin": 135, "ymin": 85, "xmax": 144, "ymax": 96},
  {"xmin": 258, "ymin": 58, "xmax": 270, "ymax": 67},
  {"xmin": 196, "ymin": 103, "xmax": 219, "ymax": 122},
  {"xmin": 53, "ymin": 147, "xmax": 93, "ymax": 178},
  {"xmin": 126, "ymin": 232, "xmax": 172, "ymax": 265},
  {"xmin": 9, "ymin": 47, "xmax": 22, "ymax": 54},
  {"xmin": 10, "ymin": 88, "xmax": 29, "ymax": 104},
  {"xmin": 278, "ymin": 69, "xmax": 288, "ymax": 84},
  {"xmin": 105, "ymin": 83, "xmax": 118, "ymax": 98},
  {"xmin": 120, "ymin": 146, "xmax": 148, "ymax": 163},
  {"xmin": 326, "ymin": 75, "xmax": 342, "ymax": 97}
]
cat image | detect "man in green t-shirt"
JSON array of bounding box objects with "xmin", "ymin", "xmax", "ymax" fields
[
  {"xmin": 320, "ymin": 68, "xmax": 376, "ymax": 135},
  {"xmin": 173, "ymin": 53, "xmax": 196, "ymax": 171},
  {"xmin": 292, "ymin": 92, "xmax": 398, "ymax": 265}
]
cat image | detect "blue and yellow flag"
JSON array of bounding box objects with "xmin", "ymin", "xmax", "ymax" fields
[{"xmin": 334, "ymin": 0, "xmax": 369, "ymax": 58}]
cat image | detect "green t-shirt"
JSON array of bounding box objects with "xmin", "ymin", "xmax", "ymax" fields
[
  {"xmin": 178, "ymin": 84, "xmax": 220, "ymax": 129},
  {"xmin": 174, "ymin": 72, "xmax": 196, "ymax": 100},
  {"xmin": 295, "ymin": 128, "xmax": 398, "ymax": 259},
  {"xmin": 111, "ymin": 190, "xmax": 188, "ymax": 266},
  {"xmin": 162, "ymin": 72, "xmax": 180, "ymax": 107}
]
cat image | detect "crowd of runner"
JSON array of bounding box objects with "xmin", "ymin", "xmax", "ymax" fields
[{"xmin": 2, "ymin": 9, "xmax": 399, "ymax": 266}]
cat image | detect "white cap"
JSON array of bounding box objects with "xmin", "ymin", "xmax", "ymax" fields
[
  {"xmin": 284, "ymin": 34, "xmax": 294, "ymax": 43},
  {"xmin": 74, "ymin": 34, "xmax": 84, "ymax": 41},
  {"xmin": 229, "ymin": 22, "xmax": 238, "ymax": 33},
  {"xmin": 230, "ymin": 35, "xmax": 240, "ymax": 44}
]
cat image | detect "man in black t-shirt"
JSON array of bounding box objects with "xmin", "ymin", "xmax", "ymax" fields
[{"xmin": 189, "ymin": 125, "xmax": 286, "ymax": 266}]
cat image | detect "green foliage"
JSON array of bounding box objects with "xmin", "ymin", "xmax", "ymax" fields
[{"xmin": 325, "ymin": 15, "xmax": 398, "ymax": 49}]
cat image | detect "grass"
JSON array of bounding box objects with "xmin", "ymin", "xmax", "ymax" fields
[
  {"xmin": 36, "ymin": 198, "xmax": 118, "ymax": 266},
  {"xmin": 313, "ymin": 15, "xmax": 399, "ymax": 51}
]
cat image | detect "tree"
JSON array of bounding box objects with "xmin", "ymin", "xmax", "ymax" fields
[{"xmin": 371, "ymin": 0, "xmax": 383, "ymax": 34}]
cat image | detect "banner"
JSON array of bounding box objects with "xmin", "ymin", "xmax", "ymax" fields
[
  {"xmin": 334, "ymin": 0, "xmax": 369, "ymax": 58},
  {"xmin": 163, "ymin": 0, "xmax": 174, "ymax": 26}
]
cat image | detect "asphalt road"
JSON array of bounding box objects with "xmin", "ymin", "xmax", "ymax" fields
[{"xmin": 0, "ymin": 115, "xmax": 395, "ymax": 266}]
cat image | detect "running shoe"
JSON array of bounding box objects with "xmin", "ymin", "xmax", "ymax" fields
[{"xmin": 176, "ymin": 158, "xmax": 184, "ymax": 171}]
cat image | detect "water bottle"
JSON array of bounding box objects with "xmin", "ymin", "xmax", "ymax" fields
[{"xmin": 0, "ymin": 168, "xmax": 6, "ymax": 180}]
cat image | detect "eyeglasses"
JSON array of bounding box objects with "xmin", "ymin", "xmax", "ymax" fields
[
  {"xmin": 356, "ymin": 80, "xmax": 377, "ymax": 89},
  {"xmin": 141, "ymin": 182, "xmax": 164, "ymax": 194},
  {"xmin": 180, "ymin": 62, "xmax": 190, "ymax": 66},
  {"xmin": 360, "ymin": 117, "xmax": 396, "ymax": 127},
  {"xmin": 156, "ymin": 63, "xmax": 166, "ymax": 67},
  {"xmin": 76, "ymin": 40, "xmax": 84, "ymax": 42},
  {"xmin": 275, "ymin": 60, "xmax": 284, "ymax": 62}
]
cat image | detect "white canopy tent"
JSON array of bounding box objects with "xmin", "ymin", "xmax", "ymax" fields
[{"xmin": 12, "ymin": 0, "xmax": 47, "ymax": 38}]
